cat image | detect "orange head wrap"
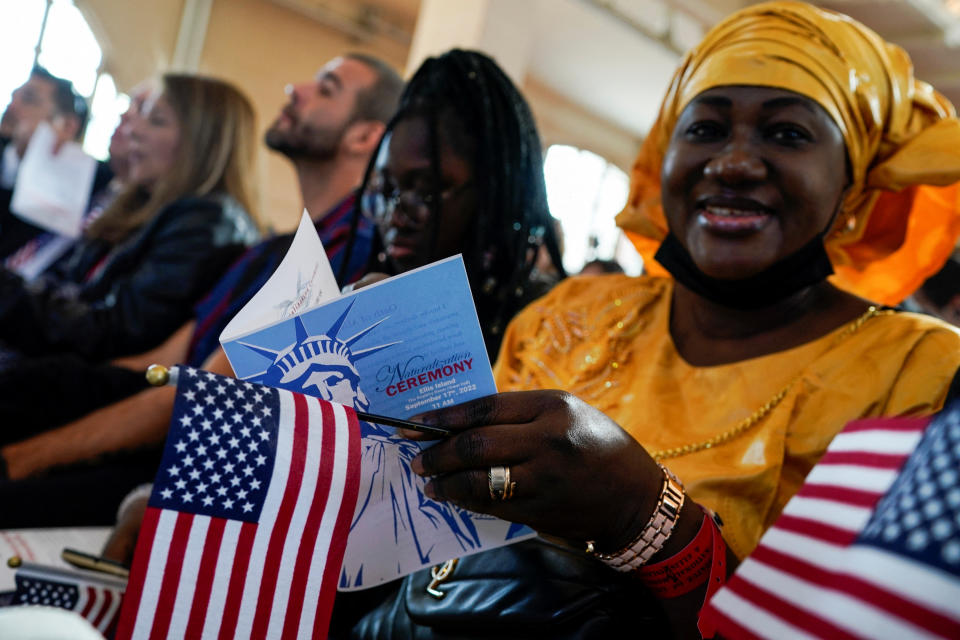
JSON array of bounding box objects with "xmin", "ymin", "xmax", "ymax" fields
[{"xmin": 616, "ymin": 0, "xmax": 960, "ymax": 304}]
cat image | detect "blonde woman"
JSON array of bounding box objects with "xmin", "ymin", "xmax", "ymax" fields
[{"xmin": 0, "ymin": 74, "xmax": 260, "ymax": 361}]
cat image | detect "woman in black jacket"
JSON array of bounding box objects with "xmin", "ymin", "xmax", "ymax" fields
[{"xmin": 0, "ymin": 73, "xmax": 261, "ymax": 362}]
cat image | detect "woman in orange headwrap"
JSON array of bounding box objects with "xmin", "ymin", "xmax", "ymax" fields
[
  {"xmin": 618, "ymin": 0, "xmax": 960, "ymax": 306},
  {"xmin": 351, "ymin": 2, "xmax": 960, "ymax": 637}
]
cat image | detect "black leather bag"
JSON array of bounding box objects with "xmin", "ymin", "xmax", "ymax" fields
[{"xmin": 348, "ymin": 538, "xmax": 668, "ymax": 639}]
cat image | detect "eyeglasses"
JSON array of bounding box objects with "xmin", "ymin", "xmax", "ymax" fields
[{"xmin": 365, "ymin": 180, "xmax": 474, "ymax": 225}]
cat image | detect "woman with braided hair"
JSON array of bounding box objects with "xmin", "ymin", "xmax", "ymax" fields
[
  {"xmin": 343, "ymin": 48, "xmax": 565, "ymax": 358},
  {"xmin": 327, "ymin": 47, "xmax": 568, "ymax": 592}
]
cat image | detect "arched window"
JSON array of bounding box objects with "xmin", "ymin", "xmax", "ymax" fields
[
  {"xmin": 0, "ymin": 0, "xmax": 128, "ymax": 160},
  {"xmin": 543, "ymin": 144, "xmax": 642, "ymax": 275}
]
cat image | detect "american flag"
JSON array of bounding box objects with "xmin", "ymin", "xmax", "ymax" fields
[
  {"xmin": 114, "ymin": 367, "xmax": 362, "ymax": 640},
  {"xmin": 701, "ymin": 406, "xmax": 960, "ymax": 639},
  {"xmin": 11, "ymin": 562, "xmax": 125, "ymax": 635}
]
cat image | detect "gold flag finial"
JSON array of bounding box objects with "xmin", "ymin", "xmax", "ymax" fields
[
  {"xmin": 7, "ymin": 555, "xmax": 22, "ymax": 568},
  {"xmin": 145, "ymin": 364, "xmax": 170, "ymax": 387}
]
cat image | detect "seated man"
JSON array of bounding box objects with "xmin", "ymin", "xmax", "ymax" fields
[
  {"xmin": 0, "ymin": 53, "xmax": 403, "ymax": 527},
  {"xmin": 0, "ymin": 66, "xmax": 112, "ymax": 263},
  {"xmin": 3, "ymin": 86, "xmax": 148, "ymax": 280}
]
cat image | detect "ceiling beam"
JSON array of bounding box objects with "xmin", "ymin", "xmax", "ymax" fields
[
  {"xmin": 900, "ymin": 0, "xmax": 960, "ymax": 44},
  {"xmin": 172, "ymin": 0, "xmax": 213, "ymax": 72},
  {"xmin": 579, "ymin": 0, "xmax": 683, "ymax": 55},
  {"xmin": 665, "ymin": 0, "xmax": 733, "ymax": 27},
  {"xmin": 266, "ymin": 0, "xmax": 411, "ymax": 45}
]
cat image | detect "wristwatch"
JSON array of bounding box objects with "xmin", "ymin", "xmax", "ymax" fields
[{"xmin": 587, "ymin": 464, "xmax": 686, "ymax": 572}]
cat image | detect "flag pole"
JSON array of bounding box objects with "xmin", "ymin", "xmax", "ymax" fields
[{"xmin": 144, "ymin": 365, "xmax": 451, "ymax": 436}]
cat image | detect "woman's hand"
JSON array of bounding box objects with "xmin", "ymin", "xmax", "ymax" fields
[{"xmin": 406, "ymin": 391, "xmax": 664, "ymax": 550}]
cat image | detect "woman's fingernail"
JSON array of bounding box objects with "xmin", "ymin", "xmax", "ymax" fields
[
  {"xmin": 412, "ymin": 413, "xmax": 436, "ymax": 426},
  {"xmin": 411, "ymin": 455, "xmax": 424, "ymax": 475},
  {"xmin": 424, "ymin": 482, "xmax": 437, "ymax": 499}
]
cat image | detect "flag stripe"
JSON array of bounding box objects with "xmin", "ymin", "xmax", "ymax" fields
[
  {"xmin": 815, "ymin": 450, "xmax": 913, "ymax": 469},
  {"xmin": 166, "ymin": 515, "xmax": 211, "ymax": 639},
  {"xmin": 295, "ymin": 401, "xmax": 350, "ymax": 637},
  {"xmin": 281, "ymin": 398, "xmax": 337, "ymax": 640},
  {"xmin": 201, "ymin": 519, "xmax": 242, "ymax": 640},
  {"xmin": 92, "ymin": 589, "xmax": 114, "ymax": 632},
  {"xmin": 184, "ymin": 516, "xmax": 226, "ymax": 639},
  {"xmin": 724, "ymin": 571, "xmax": 861, "ymax": 640},
  {"xmin": 130, "ymin": 508, "xmax": 179, "ymax": 638},
  {"xmin": 217, "ymin": 520, "xmax": 256, "ymax": 640},
  {"xmin": 114, "ymin": 505, "xmax": 162, "ymax": 639},
  {"xmin": 104, "ymin": 597, "xmax": 122, "ymax": 638},
  {"xmin": 232, "ymin": 392, "xmax": 296, "ymax": 638},
  {"xmin": 802, "ymin": 463, "xmax": 901, "ymax": 493},
  {"xmin": 87, "ymin": 589, "xmax": 104, "ymax": 630},
  {"xmin": 101, "ymin": 590, "xmax": 122, "ymax": 634},
  {"xmin": 148, "ymin": 511, "xmax": 194, "ymax": 640},
  {"xmin": 267, "ymin": 397, "xmax": 330, "ymax": 638},
  {"xmin": 839, "ymin": 418, "xmax": 932, "ymax": 433},
  {"xmin": 314, "ymin": 404, "xmax": 363, "ymax": 639},
  {"xmin": 79, "ymin": 585, "xmax": 97, "ymax": 619},
  {"xmin": 706, "ymin": 585, "xmax": 824, "ymax": 640},
  {"xmin": 750, "ymin": 544, "xmax": 959, "ymax": 637},
  {"xmin": 267, "ymin": 393, "xmax": 328, "ymax": 639},
  {"xmin": 780, "ymin": 495, "xmax": 873, "ymax": 532},
  {"xmin": 826, "ymin": 429, "xmax": 923, "ymax": 454},
  {"xmin": 772, "ymin": 515, "xmax": 858, "ymax": 546},
  {"xmin": 736, "ymin": 557, "xmax": 942, "ymax": 640},
  {"xmin": 250, "ymin": 392, "xmax": 311, "ymax": 638},
  {"xmin": 793, "ymin": 483, "xmax": 886, "ymax": 509}
]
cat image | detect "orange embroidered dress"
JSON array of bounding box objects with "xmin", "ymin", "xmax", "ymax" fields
[{"xmin": 494, "ymin": 276, "xmax": 960, "ymax": 558}]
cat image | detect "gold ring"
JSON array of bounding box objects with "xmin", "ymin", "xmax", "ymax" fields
[{"xmin": 488, "ymin": 465, "xmax": 514, "ymax": 501}]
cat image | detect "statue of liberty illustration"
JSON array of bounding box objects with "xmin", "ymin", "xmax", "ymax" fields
[{"xmin": 238, "ymin": 299, "xmax": 488, "ymax": 587}]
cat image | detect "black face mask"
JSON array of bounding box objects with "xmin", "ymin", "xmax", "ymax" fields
[{"xmin": 653, "ymin": 233, "xmax": 835, "ymax": 310}]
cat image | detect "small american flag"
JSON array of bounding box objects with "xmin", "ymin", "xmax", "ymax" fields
[
  {"xmin": 114, "ymin": 367, "xmax": 362, "ymax": 640},
  {"xmin": 701, "ymin": 406, "xmax": 960, "ymax": 639},
  {"xmin": 12, "ymin": 562, "xmax": 125, "ymax": 635}
]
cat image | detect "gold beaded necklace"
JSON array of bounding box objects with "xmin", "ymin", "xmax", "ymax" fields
[{"xmin": 650, "ymin": 305, "xmax": 888, "ymax": 461}]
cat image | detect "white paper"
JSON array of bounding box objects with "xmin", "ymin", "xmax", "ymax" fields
[
  {"xmin": 9, "ymin": 121, "xmax": 97, "ymax": 238},
  {"xmin": 219, "ymin": 210, "xmax": 340, "ymax": 343},
  {"xmin": 0, "ymin": 527, "xmax": 112, "ymax": 592}
]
